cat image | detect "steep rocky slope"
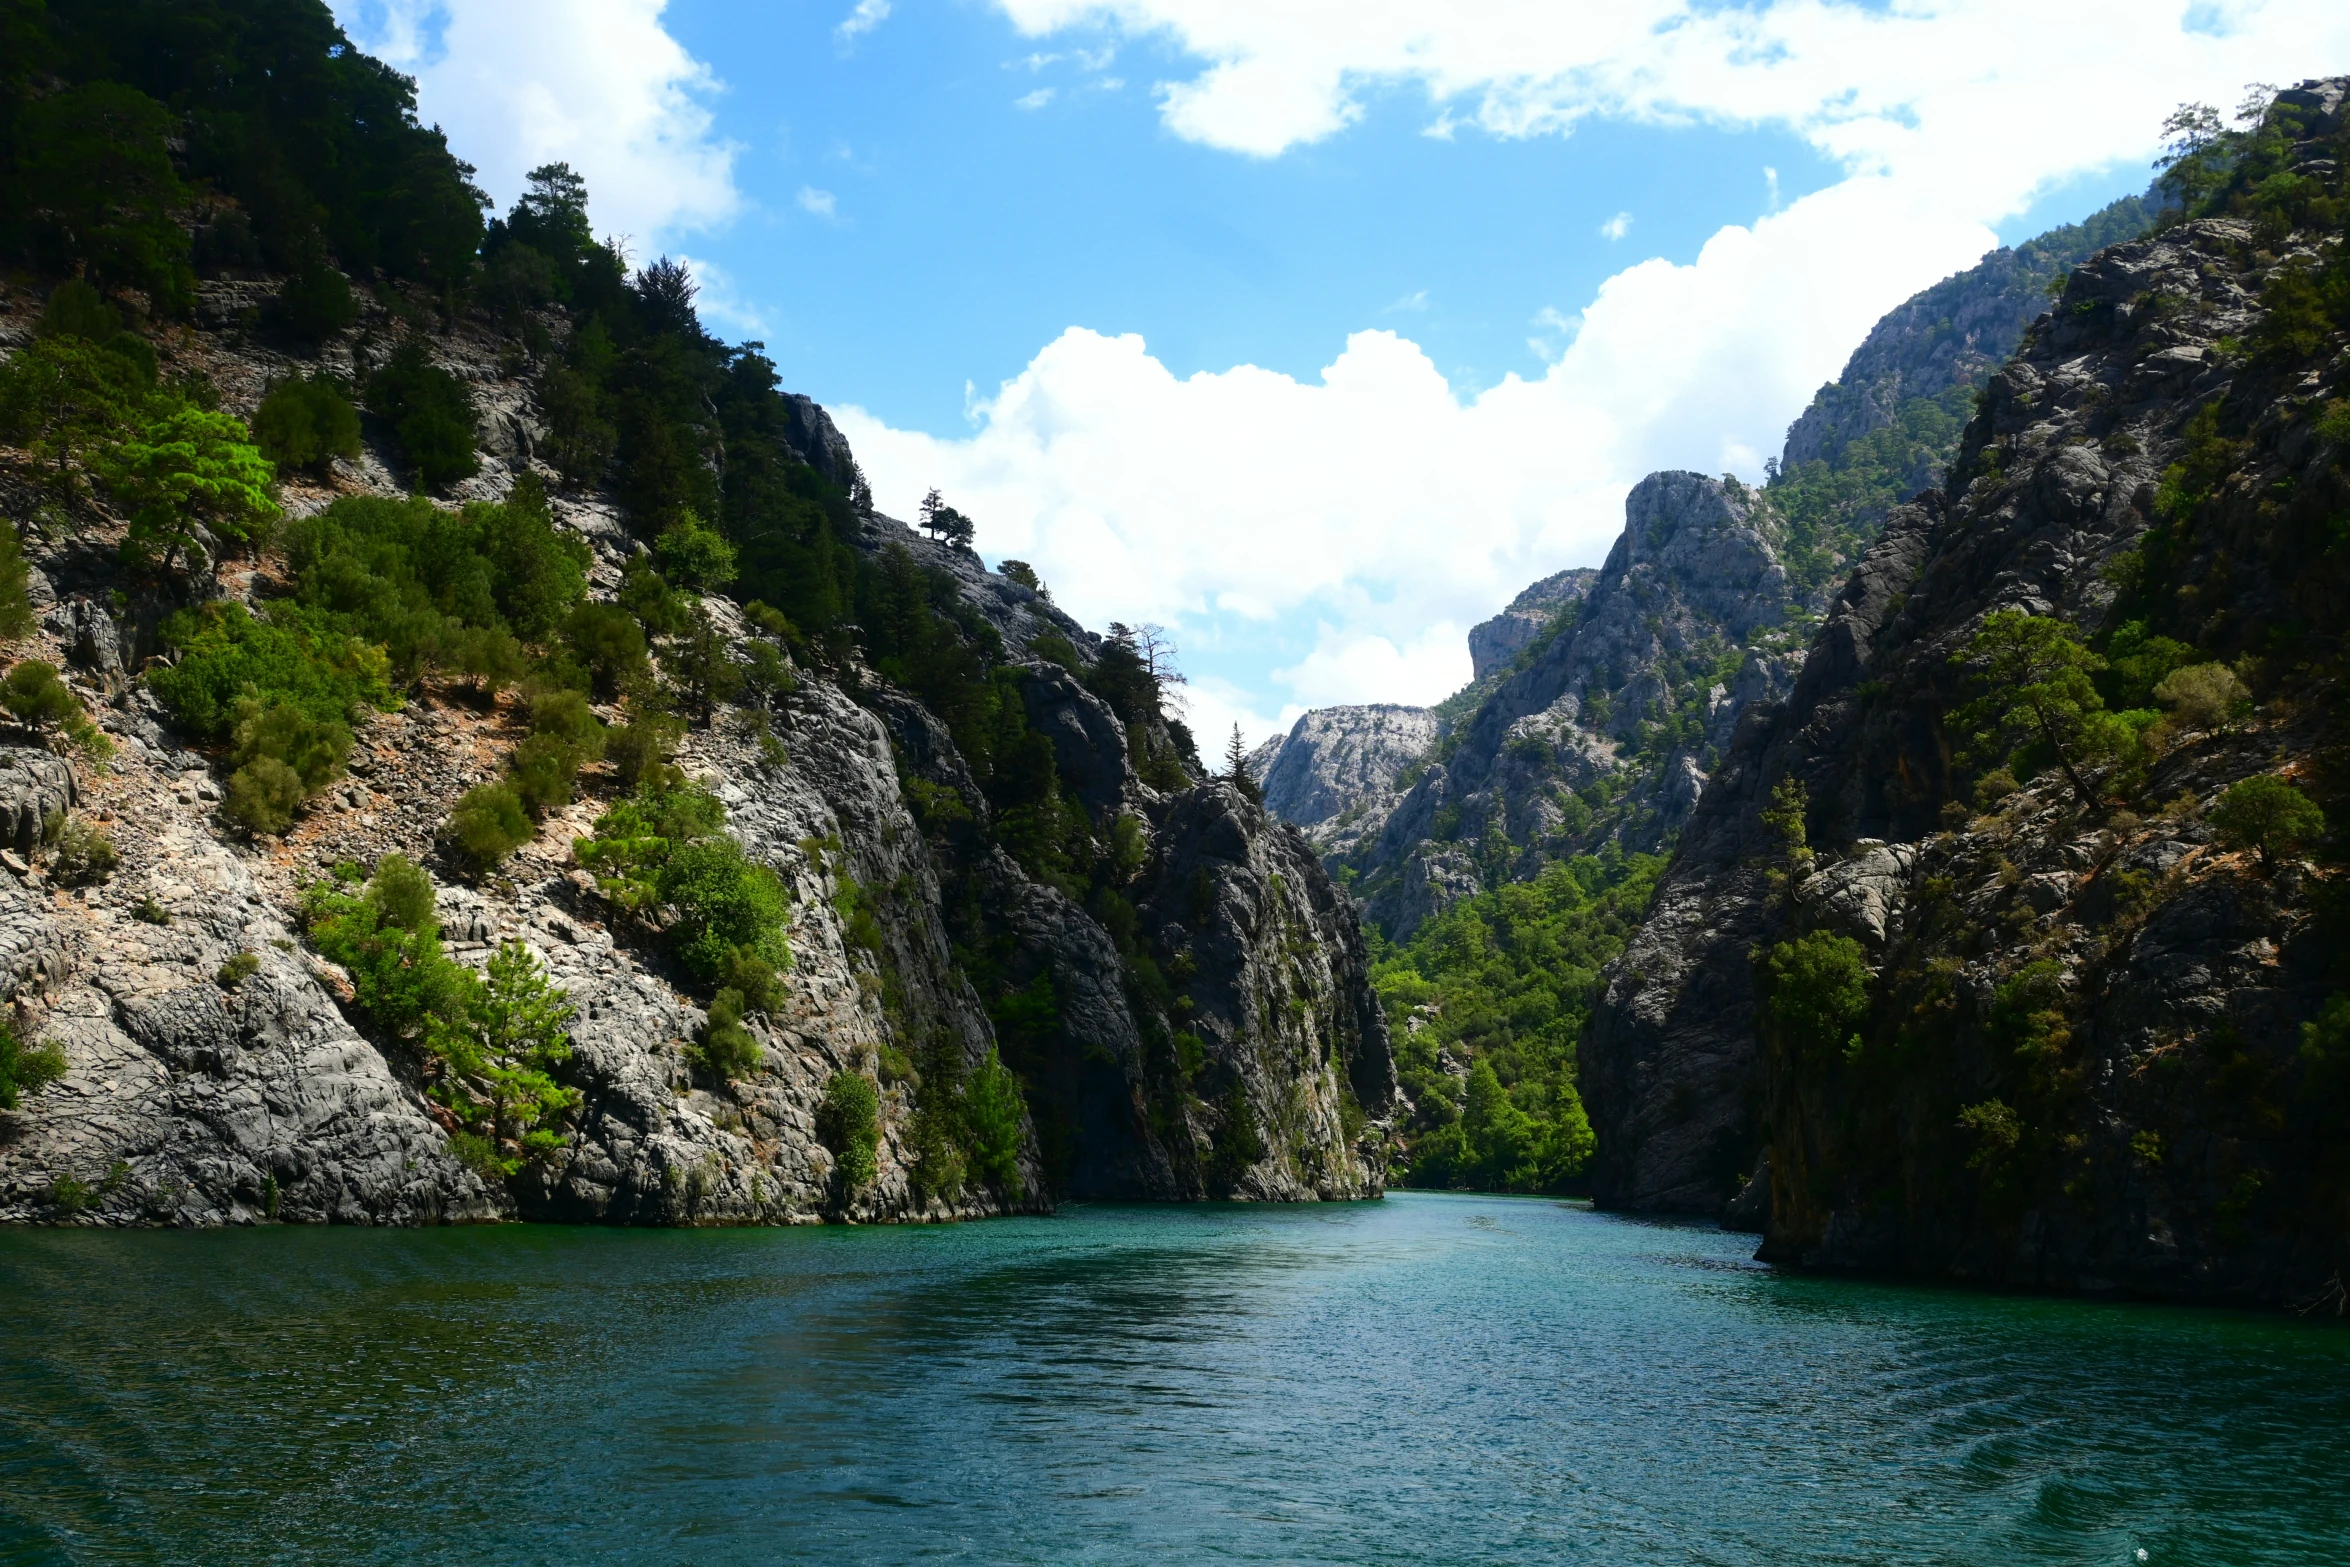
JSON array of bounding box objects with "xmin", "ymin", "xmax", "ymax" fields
[
  {"xmin": 1246, "ymin": 704, "xmax": 1436, "ymax": 857},
  {"xmin": 1270, "ymin": 196, "xmax": 2163, "ymax": 944},
  {"xmin": 1584, "ymin": 79, "xmax": 2350, "ymax": 1305},
  {"xmin": 1466, "ymin": 568, "xmax": 1597, "ymax": 681},
  {"xmin": 1779, "ymin": 190, "xmax": 2157, "ymax": 477},
  {"xmin": 0, "ymin": 10, "xmax": 1391, "ymax": 1226},
  {"xmin": 1351, "ymin": 471, "xmax": 1812, "ymax": 938}
]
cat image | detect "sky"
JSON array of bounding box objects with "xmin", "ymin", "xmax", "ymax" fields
[{"xmin": 332, "ymin": 0, "xmax": 2350, "ymax": 748}]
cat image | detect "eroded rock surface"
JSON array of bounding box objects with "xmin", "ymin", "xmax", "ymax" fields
[{"xmin": 1583, "ymin": 82, "xmax": 2350, "ymax": 1305}]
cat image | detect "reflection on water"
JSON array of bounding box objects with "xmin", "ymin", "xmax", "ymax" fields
[{"xmin": 2, "ymin": 1195, "xmax": 2345, "ymax": 1564}]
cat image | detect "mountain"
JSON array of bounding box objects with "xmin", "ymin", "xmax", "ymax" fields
[
  {"xmin": 1246, "ymin": 704, "xmax": 1438, "ymax": 857},
  {"xmin": 1353, "ymin": 471, "xmax": 1813, "ymax": 937},
  {"xmin": 1584, "ymin": 78, "xmax": 2350, "ymax": 1307},
  {"xmin": 1248, "ymin": 180, "xmax": 2169, "ymax": 1198},
  {"xmin": 0, "ymin": 2, "xmax": 1393, "ymax": 1227},
  {"xmin": 1466, "ymin": 568, "xmax": 1598, "ymax": 681}
]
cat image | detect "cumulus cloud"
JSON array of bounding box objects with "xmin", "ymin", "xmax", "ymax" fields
[
  {"xmin": 1016, "ymin": 87, "xmax": 1058, "ymax": 110},
  {"xmin": 336, "ymin": 0, "xmax": 738, "ymax": 249},
  {"xmin": 990, "ymin": 0, "xmax": 2349, "ymax": 196},
  {"xmin": 836, "ymin": 178, "xmax": 1944, "ymax": 711},
  {"xmin": 830, "ymin": 1, "xmax": 2349, "ymax": 725},
  {"xmin": 1598, "ymin": 211, "xmax": 1632, "ymax": 241},
  {"xmin": 797, "ymin": 186, "xmax": 842, "ymax": 221}
]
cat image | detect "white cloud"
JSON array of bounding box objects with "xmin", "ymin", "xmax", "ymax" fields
[
  {"xmin": 1017, "ymin": 87, "xmax": 1058, "ymax": 110},
  {"xmin": 797, "ymin": 186, "xmax": 842, "ymax": 221},
  {"xmin": 335, "ymin": 0, "xmax": 738, "ymax": 250},
  {"xmin": 1384, "ymin": 288, "xmax": 1429, "ymax": 313},
  {"xmin": 989, "ymin": 0, "xmax": 2349, "ymax": 200},
  {"xmin": 1599, "ymin": 210, "xmax": 1632, "ymax": 241},
  {"xmin": 825, "ymin": 0, "xmax": 2350, "ymax": 719},
  {"xmin": 837, "ymin": 0, "xmax": 891, "ymax": 44}
]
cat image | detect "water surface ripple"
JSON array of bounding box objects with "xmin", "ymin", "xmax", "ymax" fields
[{"xmin": 2, "ymin": 1193, "xmax": 2344, "ymax": 1564}]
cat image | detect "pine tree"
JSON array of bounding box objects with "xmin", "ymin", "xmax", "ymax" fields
[{"xmin": 1225, "ymin": 724, "xmax": 1263, "ymax": 806}]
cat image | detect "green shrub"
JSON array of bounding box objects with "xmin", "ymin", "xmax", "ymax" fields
[
  {"xmin": 2152, "ymin": 663, "xmax": 2251, "ymax": 735},
  {"xmin": 282, "ymin": 483, "xmax": 588, "ymax": 681},
  {"xmin": 366, "ymin": 338, "xmax": 479, "ymax": 487},
  {"xmin": 225, "ymin": 757, "xmax": 306, "ymax": 834},
  {"xmin": 365, "ymin": 853, "xmax": 438, "ymax": 932},
  {"xmin": 305, "ymin": 856, "xmax": 465, "ymax": 1042},
  {"xmin": 1958, "ymin": 1099, "xmax": 2022, "ymax": 1169},
  {"xmin": 2210, "ymin": 775, "xmax": 2326, "ymax": 872},
  {"xmin": 563, "ymin": 603, "xmax": 649, "ymax": 697},
  {"xmin": 618, "ymin": 557, "xmax": 691, "ymax": 638},
  {"xmin": 2, "ymin": 660, "xmax": 81, "ymax": 731},
  {"xmin": 216, "ymin": 951, "xmax": 260, "ymax": 988},
  {"xmin": 447, "ymin": 781, "xmax": 534, "ymax": 868},
  {"xmin": 659, "ymin": 838, "xmax": 792, "ymax": 981},
  {"xmin": 529, "ymin": 688, "xmax": 607, "ymax": 756},
  {"xmin": 816, "ymin": 1070, "xmax": 881, "ymax": 1191},
  {"xmin": 718, "ymin": 948, "xmax": 782, "ymax": 1013},
  {"xmin": 696, "ymin": 988, "xmax": 763, "ymax": 1079},
  {"xmin": 604, "ymin": 712, "xmax": 682, "ymax": 790},
  {"xmin": 252, "ymin": 373, "xmax": 361, "ymax": 474},
  {"xmin": 230, "ymin": 694, "xmax": 350, "ymax": 792},
  {"xmin": 149, "ymin": 602, "xmax": 391, "ymax": 741},
  {"xmin": 509, "ymin": 732, "xmax": 584, "ymax": 819},
  {"xmin": 0, "ymin": 1020, "xmax": 68, "ymax": 1110},
  {"xmin": 49, "ymin": 817, "xmax": 118, "ymax": 886},
  {"xmin": 963, "ymin": 1048, "xmax": 1025, "ymax": 1197},
  {"xmin": 0, "ymin": 525, "xmax": 35, "ymax": 641},
  {"xmin": 1762, "ymin": 930, "xmax": 1872, "ymax": 1064},
  {"xmin": 654, "ymin": 508, "xmax": 737, "ymax": 590}
]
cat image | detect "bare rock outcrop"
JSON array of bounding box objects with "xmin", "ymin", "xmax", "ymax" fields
[
  {"xmin": 1247, "ymin": 704, "xmax": 1436, "ymax": 857},
  {"xmin": 1583, "ymin": 80, "xmax": 2350, "ymax": 1305},
  {"xmin": 1354, "ymin": 470, "xmax": 1810, "ymax": 936}
]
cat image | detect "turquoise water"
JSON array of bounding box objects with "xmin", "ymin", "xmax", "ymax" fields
[{"xmin": 1, "ymin": 1194, "xmax": 2345, "ymax": 1565}]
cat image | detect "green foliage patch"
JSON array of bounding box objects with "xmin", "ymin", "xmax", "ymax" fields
[{"xmin": 1373, "ymin": 849, "xmax": 1662, "ymax": 1192}]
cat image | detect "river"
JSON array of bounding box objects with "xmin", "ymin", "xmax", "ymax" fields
[{"xmin": 2, "ymin": 1192, "xmax": 2344, "ymax": 1564}]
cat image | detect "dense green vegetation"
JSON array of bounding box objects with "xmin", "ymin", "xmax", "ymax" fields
[
  {"xmin": 305, "ymin": 855, "xmax": 579, "ymax": 1177},
  {"xmin": 1371, "ymin": 849, "xmax": 1663, "ymax": 1191},
  {"xmin": 2, "ymin": 0, "xmax": 486, "ymax": 308},
  {"xmin": 0, "ymin": 0, "xmax": 1220, "ymax": 1203}
]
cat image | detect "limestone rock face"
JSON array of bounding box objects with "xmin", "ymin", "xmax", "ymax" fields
[
  {"xmin": 0, "ymin": 288, "xmax": 1377, "ymax": 1228},
  {"xmin": 0, "ymin": 748, "xmax": 495, "ymax": 1227},
  {"xmin": 1354, "ymin": 470, "xmax": 1809, "ymax": 936},
  {"xmin": 1467, "ymin": 567, "xmax": 1598, "ymax": 681},
  {"xmin": 1248, "ymin": 704, "xmax": 1437, "ymax": 856},
  {"xmin": 883, "ymin": 675, "xmax": 1398, "ymax": 1201},
  {"xmin": 1779, "ymin": 187, "xmax": 2156, "ymax": 473},
  {"xmin": 1584, "ymin": 86, "xmax": 2350, "ymax": 1305}
]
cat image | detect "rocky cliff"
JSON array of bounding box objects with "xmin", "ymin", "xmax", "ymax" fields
[
  {"xmin": 1584, "ymin": 79, "xmax": 2350, "ymax": 1306},
  {"xmin": 1466, "ymin": 568, "xmax": 1598, "ymax": 682},
  {"xmin": 1350, "ymin": 471, "xmax": 1812, "ymax": 937},
  {"xmin": 1246, "ymin": 704, "xmax": 1437, "ymax": 857},
  {"xmin": 0, "ymin": 10, "xmax": 1392, "ymax": 1225}
]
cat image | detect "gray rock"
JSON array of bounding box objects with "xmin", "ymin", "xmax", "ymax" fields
[
  {"xmin": 1584, "ymin": 92, "xmax": 2350, "ymax": 1307},
  {"xmin": 1467, "ymin": 567, "xmax": 1598, "ymax": 681},
  {"xmin": 1249, "ymin": 704, "xmax": 1436, "ymax": 856}
]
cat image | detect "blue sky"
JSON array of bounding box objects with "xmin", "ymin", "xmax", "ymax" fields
[{"xmin": 341, "ymin": 0, "xmax": 2347, "ymax": 745}]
